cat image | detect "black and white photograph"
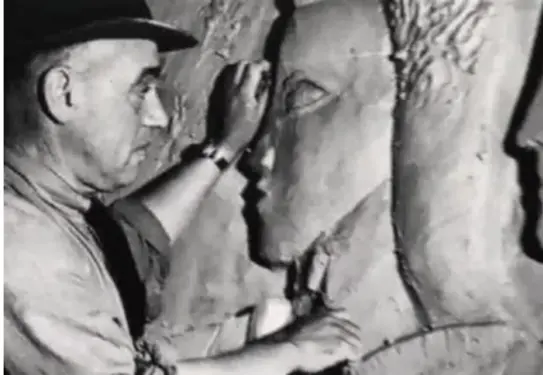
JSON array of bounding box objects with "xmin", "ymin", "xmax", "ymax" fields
[{"xmin": 3, "ymin": 0, "xmax": 543, "ymax": 373}]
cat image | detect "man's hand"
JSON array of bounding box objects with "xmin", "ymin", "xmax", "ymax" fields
[
  {"xmin": 215, "ymin": 60, "xmax": 271, "ymax": 154},
  {"xmin": 280, "ymin": 308, "xmax": 363, "ymax": 373},
  {"xmin": 172, "ymin": 307, "xmax": 361, "ymax": 375}
]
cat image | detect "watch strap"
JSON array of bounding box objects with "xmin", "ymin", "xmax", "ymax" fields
[{"xmin": 201, "ymin": 143, "xmax": 234, "ymax": 170}]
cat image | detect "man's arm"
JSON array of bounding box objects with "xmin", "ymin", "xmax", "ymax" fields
[
  {"xmin": 174, "ymin": 340, "xmax": 297, "ymax": 375},
  {"xmin": 6, "ymin": 280, "xmax": 360, "ymax": 375},
  {"xmin": 131, "ymin": 60, "xmax": 270, "ymax": 244},
  {"xmin": 4, "ymin": 217, "xmax": 361, "ymax": 375},
  {"xmin": 5, "ymin": 232, "xmax": 296, "ymax": 375},
  {"xmin": 172, "ymin": 308, "xmax": 363, "ymax": 375}
]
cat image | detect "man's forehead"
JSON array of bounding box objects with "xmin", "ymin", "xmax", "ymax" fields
[{"xmin": 72, "ymin": 39, "xmax": 160, "ymax": 70}]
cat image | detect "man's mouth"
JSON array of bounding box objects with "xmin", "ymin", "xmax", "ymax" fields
[
  {"xmin": 134, "ymin": 140, "xmax": 153, "ymax": 151},
  {"xmin": 131, "ymin": 142, "xmax": 153, "ymax": 164}
]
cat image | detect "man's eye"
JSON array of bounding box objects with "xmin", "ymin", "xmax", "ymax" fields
[
  {"xmin": 135, "ymin": 75, "xmax": 162, "ymax": 97},
  {"xmin": 138, "ymin": 83, "xmax": 155, "ymax": 96},
  {"xmin": 283, "ymin": 78, "xmax": 329, "ymax": 114}
]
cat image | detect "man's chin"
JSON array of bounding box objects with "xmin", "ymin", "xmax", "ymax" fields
[
  {"xmin": 102, "ymin": 164, "xmax": 141, "ymax": 196},
  {"xmin": 123, "ymin": 151, "xmax": 152, "ymax": 183}
]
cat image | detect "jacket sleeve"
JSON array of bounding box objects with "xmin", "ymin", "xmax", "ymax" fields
[
  {"xmin": 108, "ymin": 197, "xmax": 172, "ymax": 322},
  {"xmin": 4, "ymin": 222, "xmax": 140, "ymax": 374}
]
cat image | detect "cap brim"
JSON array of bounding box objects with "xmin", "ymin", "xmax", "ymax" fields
[{"xmin": 39, "ymin": 17, "xmax": 199, "ymax": 53}]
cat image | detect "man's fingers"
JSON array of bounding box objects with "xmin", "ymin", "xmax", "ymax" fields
[
  {"xmin": 234, "ymin": 60, "xmax": 250, "ymax": 86},
  {"xmin": 328, "ymin": 326, "xmax": 363, "ymax": 361},
  {"xmin": 322, "ymin": 309, "xmax": 361, "ymax": 333},
  {"xmin": 240, "ymin": 60, "xmax": 271, "ymax": 99},
  {"xmin": 328, "ymin": 315, "xmax": 361, "ymax": 336},
  {"xmin": 318, "ymin": 311, "xmax": 363, "ymax": 356},
  {"xmin": 327, "ymin": 321, "xmax": 362, "ymax": 347},
  {"xmin": 337, "ymin": 337, "xmax": 362, "ymax": 361},
  {"xmin": 256, "ymin": 87, "xmax": 270, "ymax": 115},
  {"xmin": 255, "ymin": 62, "xmax": 272, "ymax": 101}
]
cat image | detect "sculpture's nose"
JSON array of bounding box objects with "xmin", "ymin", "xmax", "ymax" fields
[{"xmin": 242, "ymin": 132, "xmax": 276, "ymax": 185}]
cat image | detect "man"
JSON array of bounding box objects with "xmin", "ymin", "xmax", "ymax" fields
[{"xmin": 4, "ymin": 0, "xmax": 363, "ymax": 374}]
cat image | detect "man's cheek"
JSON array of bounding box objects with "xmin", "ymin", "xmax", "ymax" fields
[{"xmin": 99, "ymin": 133, "xmax": 133, "ymax": 169}]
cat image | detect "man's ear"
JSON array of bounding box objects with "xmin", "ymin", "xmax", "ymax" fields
[{"xmin": 38, "ymin": 66, "xmax": 79, "ymax": 124}]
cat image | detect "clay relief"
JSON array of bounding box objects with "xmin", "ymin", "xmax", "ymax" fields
[
  {"xmin": 143, "ymin": 0, "xmax": 543, "ymax": 372},
  {"xmin": 246, "ymin": 0, "xmax": 421, "ymax": 358}
]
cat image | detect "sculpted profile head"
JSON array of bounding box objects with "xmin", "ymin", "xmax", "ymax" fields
[
  {"xmin": 249, "ymin": 0, "xmax": 396, "ymax": 266},
  {"xmin": 516, "ymin": 80, "xmax": 543, "ymax": 247}
]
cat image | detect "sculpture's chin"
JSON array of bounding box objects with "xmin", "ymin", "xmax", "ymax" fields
[
  {"xmin": 258, "ymin": 244, "xmax": 296, "ymax": 268},
  {"xmin": 257, "ymin": 226, "xmax": 300, "ymax": 268},
  {"xmin": 256, "ymin": 203, "xmax": 305, "ymax": 268}
]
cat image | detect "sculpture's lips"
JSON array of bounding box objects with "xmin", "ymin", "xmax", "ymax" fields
[
  {"xmin": 256, "ymin": 179, "xmax": 270, "ymax": 197},
  {"xmin": 241, "ymin": 167, "xmax": 271, "ymax": 205}
]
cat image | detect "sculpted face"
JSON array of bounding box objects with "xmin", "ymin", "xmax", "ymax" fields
[
  {"xmin": 517, "ymin": 81, "xmax": 543, "ymax": 246},
  {"xmin": 250, "ymin": 0, "xmax": 395, "ymax": 265}
]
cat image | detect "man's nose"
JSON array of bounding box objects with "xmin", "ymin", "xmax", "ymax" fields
[{"xmin": 141, "ymin": 90, "xmax": 169, "ymax": 129}]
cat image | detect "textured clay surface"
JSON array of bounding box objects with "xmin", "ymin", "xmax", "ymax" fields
[
  {"xmin": 387, "ymin": 0, "xmax": 543, "ymax": 335},
  {"xmin": 132, "ymin": 0, "xmax": 543, "ymax": 370}
]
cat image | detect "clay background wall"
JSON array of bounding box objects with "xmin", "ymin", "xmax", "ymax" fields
[{"xmin": 109, "ymin": 0, "xmax": 543, "ymax": 369}]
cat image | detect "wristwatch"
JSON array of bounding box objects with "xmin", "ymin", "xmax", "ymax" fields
[{"xmin": 201, "ymin": 143, "xmax": 235, "ymax": 171}]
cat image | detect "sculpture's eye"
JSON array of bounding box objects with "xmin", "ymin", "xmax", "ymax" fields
[{"xmin": 282, "ymin": 73, "xmax": 331, "ymax": 115}]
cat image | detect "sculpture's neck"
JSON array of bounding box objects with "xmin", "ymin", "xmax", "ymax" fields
[{"xmin": 292, "ymin": 178, "xmax": 393, "ymax": 304}]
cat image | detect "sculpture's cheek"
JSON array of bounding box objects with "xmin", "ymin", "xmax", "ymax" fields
[{"xmin": 257, "ymin": 87, "xmax": 393, "ymax": 264}]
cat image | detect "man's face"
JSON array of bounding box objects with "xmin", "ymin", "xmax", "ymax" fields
[
  {"xmin": 64, "ymin": 39, "xmax": 168, "ymax": 191},
  {"xmin": 249, "ymin": 0, "xmax": 395, "ymax": 265}
]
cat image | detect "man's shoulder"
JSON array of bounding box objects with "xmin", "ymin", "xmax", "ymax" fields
[
  {"xmin": 4, "ymin": 188, "xmax": 52, "ymax": 234},
  {"xmin": 5, "ymin": 189, "xmax": 63, "ymax": 242},
  {"xmin": 4, "ymin": 190, "xmax": 85, "ymax": 282}
]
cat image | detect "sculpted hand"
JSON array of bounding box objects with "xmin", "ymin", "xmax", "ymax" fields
[
  {"xmin": 215, "ymin": 60, "xmax": 271, "ymax": 154},
  {"xmin": 281, "ymin": 308, "xmax": 363, "ymax": 373}
]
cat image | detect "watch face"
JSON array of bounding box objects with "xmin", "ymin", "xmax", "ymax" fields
[
  {"xmin": 201, "ymin": 144, "xmax": 230, "ymax": 170},
  {"xmin": 215, "ymin": 157, "xmax": 229, "ymax": 171}
]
